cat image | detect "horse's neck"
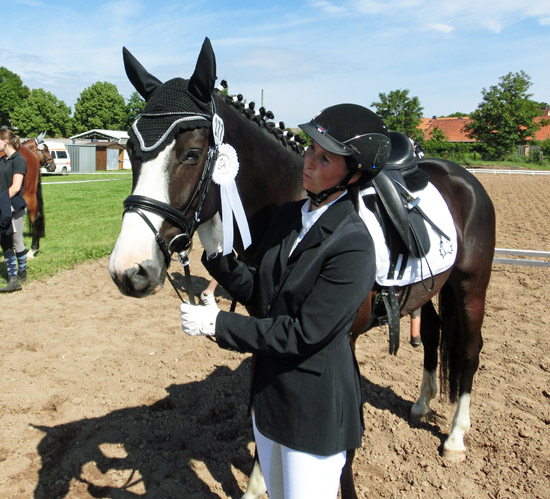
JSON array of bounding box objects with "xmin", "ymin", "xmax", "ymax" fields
[
  {"xmin": 217, "ymin": 96, "xmax": 304, "ymax": 210},
  {"xmin": 216, "ymin": 95, "xmax": 305, "ymax": 255}
]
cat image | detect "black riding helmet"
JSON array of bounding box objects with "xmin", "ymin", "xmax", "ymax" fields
[{"xmin": 299, "ymin": 103, "xmax": 391, "ymax": 205}]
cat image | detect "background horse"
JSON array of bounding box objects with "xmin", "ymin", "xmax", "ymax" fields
[
  {"xmin": 109, "ymin": 39, "xmax": 495, "ymax": 499},
  {"xmin": 23, "ymin": 137, "xmax": 56, "ymax": 173},
  {"xmin": 21, "ymin": 138, "xmax": 51, "ymax": 257}
]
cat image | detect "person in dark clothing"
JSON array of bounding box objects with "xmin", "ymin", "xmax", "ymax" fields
[
  {"xmin": 0, "ymin": 127, "xmax": 27, "ymax": 292},
  {"xmin": 180, "ymin": 104, "xmax": 390, "ymax": 498}
]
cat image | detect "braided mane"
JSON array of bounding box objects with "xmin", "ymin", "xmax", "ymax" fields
[{"xmin": 214, "ymin": 80, "xmax": 305, "ymax": 155}]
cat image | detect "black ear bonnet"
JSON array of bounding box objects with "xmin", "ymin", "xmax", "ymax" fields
[{"xmin": 123, "ymin": 38, "xmax": 217, "ymax": 162}]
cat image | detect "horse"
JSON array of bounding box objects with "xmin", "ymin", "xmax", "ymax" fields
[
  {"xmin": 109, "ymin": 38, "xmax": 495, "ymax": 499},
  {"xmin": 21, "ymin": 137, "xmax": 52, "ymax": 257},
  {"xmin": 22, "ymin": 134, "xmax": 56, "ymax": 173}
]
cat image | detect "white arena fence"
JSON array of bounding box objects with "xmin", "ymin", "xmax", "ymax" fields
[
  {"xmin": 468, "ymin": 169, "xmax": 550, "ymax": 175},
  {"xmin": 494, "ymin": 249, "xmax": 550, "ymax": 267},
  {"xmin": 467, "ymin": 168, "xmax": 550, "ymax": 266}
]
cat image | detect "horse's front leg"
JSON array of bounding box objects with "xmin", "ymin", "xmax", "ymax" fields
[
  {"xmin": 340, "ymin": 449, "xmax": 357, "ymax": 499},
  {"xmin": 242, "ymin": 447, "xmax": 266, "ymax": 499},
  {"xmin": 411, "ymin": 302, "xmax": 439, "ymax": 422}
]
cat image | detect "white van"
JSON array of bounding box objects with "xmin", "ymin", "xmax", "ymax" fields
[{"xmin": 42, "ymin": 141, "xmax": 71, "ymax": 175}]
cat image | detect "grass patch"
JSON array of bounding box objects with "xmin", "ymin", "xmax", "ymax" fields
[{"xmin": 1, "ymin": 174, "xmax": 133, "ymax": 281}]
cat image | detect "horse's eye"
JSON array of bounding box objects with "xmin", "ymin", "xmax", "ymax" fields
[{"xmin": 181, "ymin": 148, "xmax": 202, "ymax": 164}]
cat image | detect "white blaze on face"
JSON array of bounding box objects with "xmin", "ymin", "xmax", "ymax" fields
[{"xmin": 109, "ymin": 146, "xmax": 172, "ymax": 275}]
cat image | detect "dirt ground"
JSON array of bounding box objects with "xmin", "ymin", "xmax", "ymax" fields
[{"xmin": 1, "ymin": 173, "xmax": 549, "ymax": 498}]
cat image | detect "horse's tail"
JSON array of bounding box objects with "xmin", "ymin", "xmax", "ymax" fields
[
  {"xmin": 439, "ymin": 282, "xmax": 460, "ymax": 403},
  {"xmin": 32, "ymin": 172, "xmax": 46, "ymax": 238}
]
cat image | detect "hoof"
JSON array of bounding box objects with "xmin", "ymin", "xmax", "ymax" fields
[
  {"xmin": 27, "ymin": 249, "xmax": 40, "ymax": 259},
  {"xmin": 442, "ymin": 448, "xmax": 466, "ymax": 462},
  {"xmin": 410, "ymin": 336, "xmax": 422, "ymax": 347},
  {"xmin": 410, "ymin": 407, "xmax": 431, "ymax": 424}
]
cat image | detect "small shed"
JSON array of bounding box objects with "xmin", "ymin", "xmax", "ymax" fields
[
  {"xmin": 69, "ymin": 129, "xmax": 131, "ymax": 171},
  {"xmin": 70, "ymin": 129, "xmax": 129, "ymax": 145},
  {"xmin": 94, "ymin": 143, "xmax": 126, "ymax": 170},
  {"xmin": 66, "ymin": 144, "xmax": 96, "ymax": 173}
]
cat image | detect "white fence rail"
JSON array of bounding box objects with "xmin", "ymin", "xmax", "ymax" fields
[
  {"xmin": 468, "ymin": 169, "xmax": 550, "ymax": 175},
  {"xmin": 494, "ymin": 248, "xmax": 550, "ymax": 267}
]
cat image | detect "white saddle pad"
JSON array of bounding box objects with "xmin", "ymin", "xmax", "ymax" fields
[{"xmin": 359, "ymin": 182, "xmax": 457, "ymax": 287}]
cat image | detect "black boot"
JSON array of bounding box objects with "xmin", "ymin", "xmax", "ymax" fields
[
  {"xmin": 0, "ymin": 275, "xmax": 22, "ymax": 292},
  {"xmin": 18, "ymin": 270, "xmax": 27, "ymax": 283}
]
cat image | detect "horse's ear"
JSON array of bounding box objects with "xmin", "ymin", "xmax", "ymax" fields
[
  {"xmin": 122, "ymin": 47, "xmax": 163, "ymax": 101},
  {"xmin": 37, "ymin": 132, "xmax": 45, "ymax": 143},
  {"xmin": 188, "ymin": 37, "xmax": 217, "ymax": 103}
]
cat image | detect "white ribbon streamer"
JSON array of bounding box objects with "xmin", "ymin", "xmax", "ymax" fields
[{"xmin": 211, "ymin": 114, "xmax": 251, "ymax": 255}]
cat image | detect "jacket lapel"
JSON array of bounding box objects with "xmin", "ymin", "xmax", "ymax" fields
[
  {"xmin": 271, "ymin": 195, "xmax": 355, "ymax": 299},
  {"xmin": 289, "ymin": 194, "xmax": 355, "ymax": 262}
]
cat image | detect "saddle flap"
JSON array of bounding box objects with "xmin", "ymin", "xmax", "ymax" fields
[{"xmin": 371, "ymin": 132, "xmax": 431, "ymax": 259}]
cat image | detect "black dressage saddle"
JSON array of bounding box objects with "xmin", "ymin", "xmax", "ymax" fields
[{"xmin": 362, "ymin": 132, "xmax": 450, "ymax": 354}]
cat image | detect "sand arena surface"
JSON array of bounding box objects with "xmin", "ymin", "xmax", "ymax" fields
[{"xmin": 1, "ymin": 173, "xmax": 549, "ymax": 498}]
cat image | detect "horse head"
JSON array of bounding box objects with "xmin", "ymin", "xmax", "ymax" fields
[
  {"xmin": 23, "ymin": 136, "xmax": 56, "ymax": 171},
  {"xmin": 109, "ymin": 38, "xmax": 220, "ymax": 298}
]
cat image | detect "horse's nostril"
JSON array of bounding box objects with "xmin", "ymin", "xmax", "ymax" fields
[{"xmin": 126, "ymin": 266, "xmax": 151, "ymax": 293}]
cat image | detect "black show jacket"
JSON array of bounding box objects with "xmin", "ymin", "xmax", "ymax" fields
[{"xmin": 203, "ymin": 194, "xmax": 375, "ymax": 455}]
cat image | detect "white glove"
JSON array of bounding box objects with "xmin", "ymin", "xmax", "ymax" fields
[
  {"xmin": 180, "ymin": 301, "xmax": 220, "ymax": 336},
  {"xmin": 197, "ymin": 212, "xmax": 223, "ymax": 259}
]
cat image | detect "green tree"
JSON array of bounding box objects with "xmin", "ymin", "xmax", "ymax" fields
[
  {"xmin": 371, "ymin": 89, "xmax": 424, "ymax": 141},
  {"xmin": 125, "ymin": 91, "xmax": 146, "ymax": 128},
  {"xmin": 464, "ymin": 71, "xmax": 541, "ymax": 159},
  {"xmin": 0, "ymin": 67, "xmax": 30, "ymax": 126},
  {"xmin": 423, "ymin": 126, "xmax": 448, "ymax": 156},
  {"xmin": 11, "ymin": 88, "xmax": 72, "ymax": 137},
  {"xmin": 73, "ymin": 81, "xmax": 127, "ymax": 133}
]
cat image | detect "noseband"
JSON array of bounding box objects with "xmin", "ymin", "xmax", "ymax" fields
[{"xmin": 122, "ymin": 143, "xmax": 217, "ymax": 304}]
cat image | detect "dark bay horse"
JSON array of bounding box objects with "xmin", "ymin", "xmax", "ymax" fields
[{"xmin": 109, "ymin": 38, "xmax": 495, "ymax": 498}]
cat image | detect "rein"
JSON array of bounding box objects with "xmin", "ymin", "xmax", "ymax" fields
[{"xmin": 123, "ymin": 145, "xmax": 217, "ymax": 305}]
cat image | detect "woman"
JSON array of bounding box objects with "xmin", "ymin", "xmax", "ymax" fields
[
  {"xmin": 180, "ymin": 104, "xmax": 390, "ymax": 498},
  {"xmin": 0, "ymin": 127, "xmax": 28, "ymax": 293}
]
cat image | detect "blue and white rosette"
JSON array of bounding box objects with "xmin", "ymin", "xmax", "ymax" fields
[{"xmin": 211, "ymin": 113, "xmax": 251, "ymax": 255}]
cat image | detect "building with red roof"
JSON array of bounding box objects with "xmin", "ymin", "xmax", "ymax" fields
[{"xmin": 418, "ymin": 107, "xmax": 550, "ymax": 143}]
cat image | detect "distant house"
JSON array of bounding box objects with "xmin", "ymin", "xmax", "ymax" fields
[
  {"xmin": 418, "ymin": 107, "xmax": 550, "ymax": 145},
  {"xmin": 70, "ymin": 129, "xmax": 129, "ymax": 145},
  {"xmin": 68, "ymin": 129, "xmax": 130, "ymax": 172},
  {"xmin": 533, "ymin": 107, "xmax": 550, "ymax": 141},
  {"xmin": 418, "ymin": 116, "xmax": 475, "ymax": 142}
]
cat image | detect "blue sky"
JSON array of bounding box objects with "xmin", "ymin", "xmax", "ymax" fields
[{"xmin": 5, "ymin": 0, "xmax": 550, "ymax": 127}]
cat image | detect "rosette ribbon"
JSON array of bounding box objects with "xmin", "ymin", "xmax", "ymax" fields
[{"xmin": 211, "ymin": 113, "xmax": 251, "ymax": 255}]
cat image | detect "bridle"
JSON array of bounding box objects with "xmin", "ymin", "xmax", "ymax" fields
[
  {"xmin": 34, "ymin": 141, "xmax": 55, "ymax": 170},
  {"xmin": 123, "ymin": 130, "xmax": 218, "ymax": 305}
]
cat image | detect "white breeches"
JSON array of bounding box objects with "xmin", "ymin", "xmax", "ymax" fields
[{"xmin": 252, "ymin": 416, "xmax": 346, "ymax": 499}]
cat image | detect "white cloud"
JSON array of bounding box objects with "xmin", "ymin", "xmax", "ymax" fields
[
  {"xmin": 427, "ymin": 23, "xmax": 455, "ymax": 34},
  {"xmin": 481, "ymin": 20, "xmax": 504, "ymax": 34},
  {"xmin": 310, "ymin": 1, "xmax": 348, "ymax": 15}
]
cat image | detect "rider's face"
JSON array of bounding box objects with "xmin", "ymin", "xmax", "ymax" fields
[{"xmin": 303, "ymin": 140, "xmax": 350, "ymax": 196}]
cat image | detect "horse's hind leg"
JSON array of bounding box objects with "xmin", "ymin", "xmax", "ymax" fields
[
  {"xmin": 411, "ymin": 301, "xmax": 440, "ymax": 423},
  {"xmin": 441, "ymin": 278, "xmax": 486, "ymax": 462}
]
